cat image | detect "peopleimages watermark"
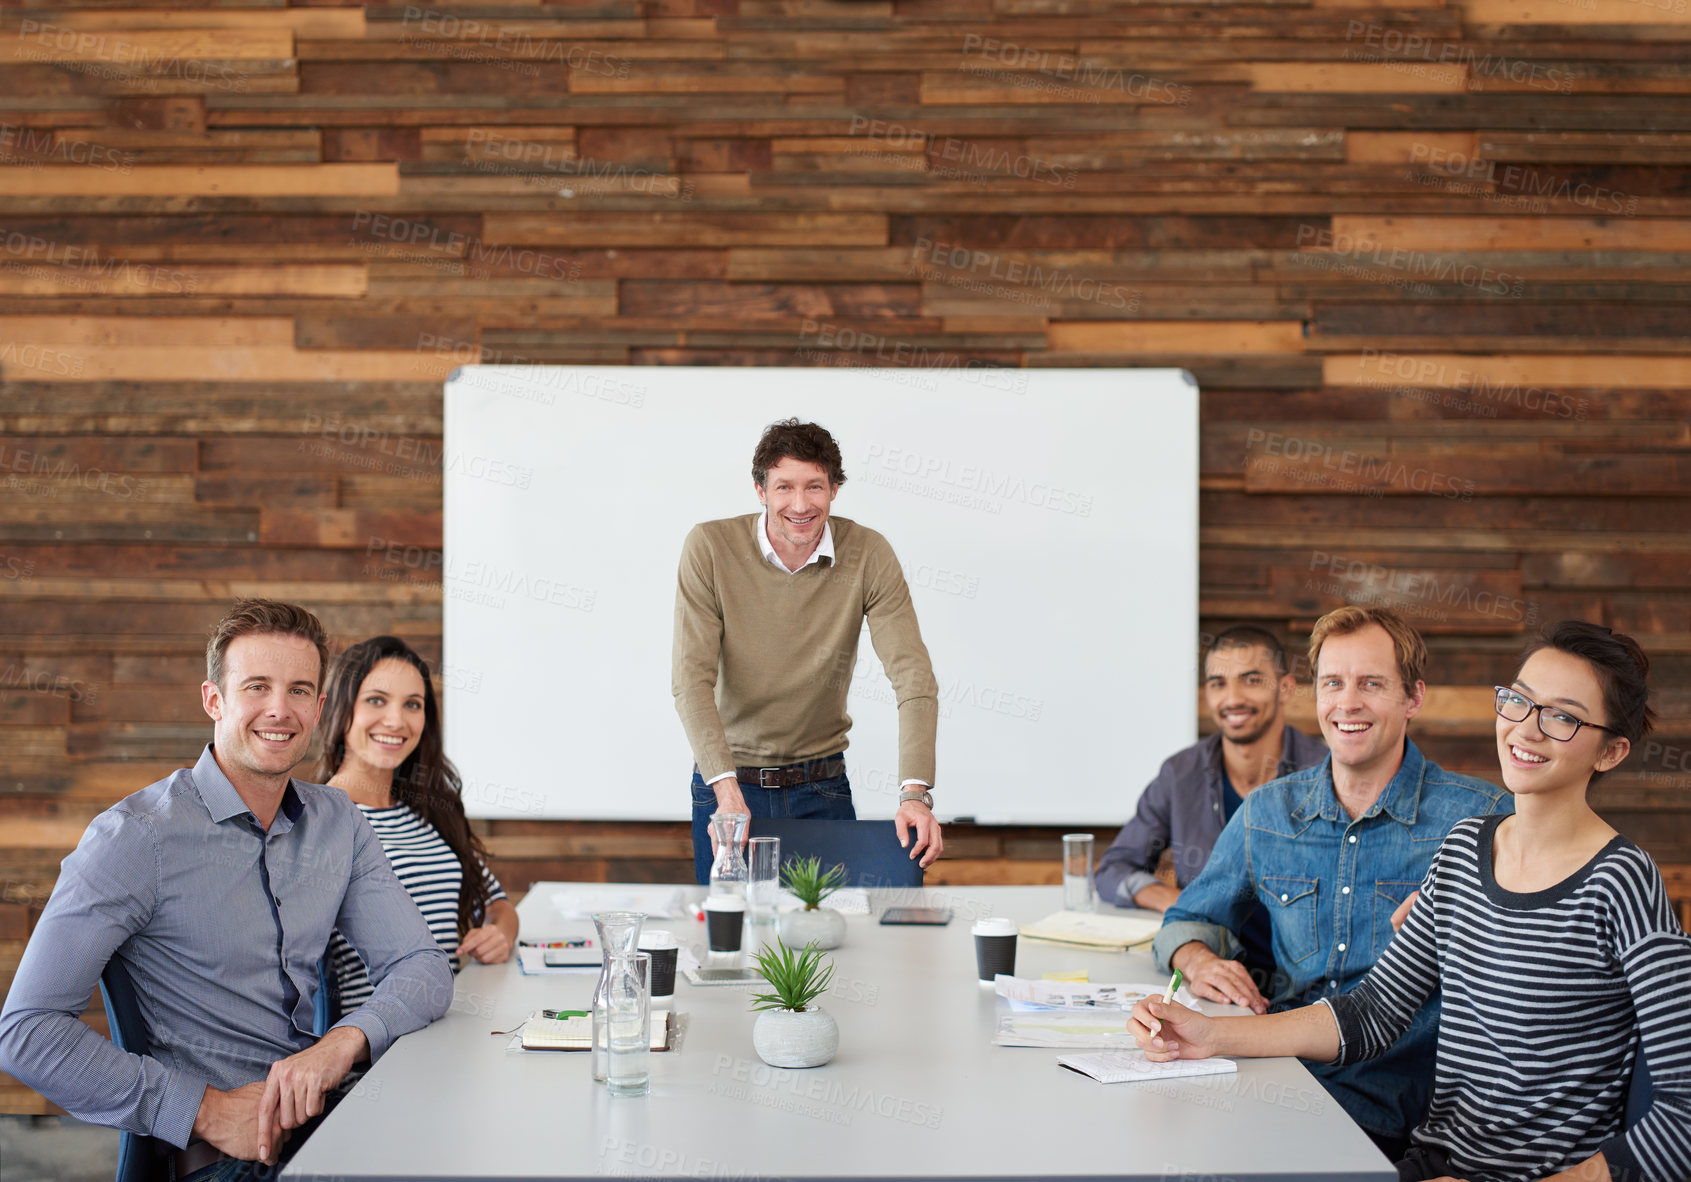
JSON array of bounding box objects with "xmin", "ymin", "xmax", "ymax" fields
[
  {"xmin": 350, "ymin": 211, "xmax": 582, "ymax": 281},
  {"xmin": 907, "ymin": 238, "xmax": 1141, "ymax": 311},
  {"xmin": 845, "ymin": 116, "xmax": 1076, "ymax": 188},
  {"xmin": 1294, "ymin": 225, "xmax": 1524, "ymax": 297},
  {"xmin": 0, "ymin": 662, "xmax": 98, "ymax": 704},
  {"xmin": 412, "ymin": 335, "xmax": 649, "ymax": 410},
  {"xmin": 462, "ymin": 130, "xmax": 694, "ymax": 200},
  {"xmin": 0, "ymin": 227, "xmax": 197, "ymax": 293},
  {"xmin": 1405, "ymin": 143, "xmax": 1637, "ymax": 216},
  {"xmin": 795, "ymin": 320, "xmax": 1028, "ymax": 394},
  {"xmin": 1306, "ymin": 550, "xmax": 1538, "ymax": 626},
  {"xmin": 709, "ymin": 1055, "xmax": 944, "ymax": 1129},
  {"xmin": 863, "ymin": 442, "xmax": 1094, "ymax": 517},
  {"xmin": 15, "ymin": 21, "xmax": 251, "ymax": 92},
  {"xmin": 0, "ymin": 441, "xmax": 146, "ymax": 500},
  {"xmin": 365, "ymin": 537, "xmax": 598, "ymax": 613},
  {"xmin": 0, "ymin": 126, "xmax": 133, "ymax": 173},
  {"xmin": 1348, "ymin": 349, "xmax": 1589, "ymax": 421},
  {"xmin": 1341, "ymin": 22, "xmax": 1575, "ymax": 93},
  {"xmin": 299, "ymin": 412, "xmax": 534, "ymax": 488},
  {"xmin": 1245, "ymin": 429, "xmax": 1475, "ymax": 500},
  {"xmin": 401, "ymin": 8, "xmax": 630, "ymax": 78},
  {"xmin": 958, "ymin": 35, "xmax": 1192, "ymax": 106}
]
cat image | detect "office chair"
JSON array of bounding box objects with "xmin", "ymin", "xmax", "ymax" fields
[
  {"xmin": 100, "ymin": 958, "xmax": 334, "ymax": 1182},
  {"xmin": 1624, "ymin": 1045, "xmax": 1653, "ymax": 1131},
  {"xmin": 98, "ymin": 960, "xmax": 171, "ymax": 1182},
  {"xmin": 747, "ymin": 818, "xmax": 924, "ymax": 888}
]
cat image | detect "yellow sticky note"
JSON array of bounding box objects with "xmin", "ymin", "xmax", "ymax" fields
[{"xmin": 1041, "ymin": 970, "xmax": 1089, "ymax": 982}]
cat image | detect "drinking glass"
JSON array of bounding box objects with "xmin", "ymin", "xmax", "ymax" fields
[
  {"xmin": 1062, "ymin": 833, "xmax": 1096, "ymax": 912},
  {"xmin": 606, "ymin": 951, "xmax": 651, "ymax": 1097},
  {"xmin": 747, "ymin": 836, "xmax": 781, "ymax": 925}
]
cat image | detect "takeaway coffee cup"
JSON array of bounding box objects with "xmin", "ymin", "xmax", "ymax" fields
[
  {"xmin": 972, "ymin": 916, "xmax": 1017, "ymax": 983},
  {"xmin": 639, "ymin": 930, "xmax": 679, "ymax": 1006},
  {"xmin": 704, "ymin": 896, "xmax": 746, "ymax": 953}
]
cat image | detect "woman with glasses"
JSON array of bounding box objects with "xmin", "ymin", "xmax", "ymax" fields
[
  {"xmin": 316, "ymin": 636, "xmax": 518, "ymax": 1016},
  {"xmin": 1129, "ymin": 620, "xmax": 1690, "ymax": 1182}
]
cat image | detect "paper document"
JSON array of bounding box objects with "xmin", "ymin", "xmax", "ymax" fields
[
  {"xmin": 1057, "ymin": 1050, "xmax": 1238, "ymax": 1084},
  {"xmin": 994, "ymin": 1014, "xmax": 1140, "ymax": 1050},
  {"xmin": 1019, "ymin": 910, "xmax": 1160, "ymax": 948},
  {"xmin": 994, "ymin": 976, "xmax": 1194, "ymax": 1012},
  {"xmin": 548, "ymin": 887, "xmax": 687, "ymax": 919}
]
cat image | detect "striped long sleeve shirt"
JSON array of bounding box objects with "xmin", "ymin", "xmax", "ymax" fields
[{"xmin": 1323, "ymin": 814, "xmax": 1691, "ymax": 1182}]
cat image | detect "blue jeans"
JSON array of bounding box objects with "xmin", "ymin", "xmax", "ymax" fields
[
  {"xmin": 182, "ymin": 1157, "xmax": 280, "ymax": 1182},
  {"xmin": 690, "ymin": 760, "xmax": 855, "ymax": 884}
]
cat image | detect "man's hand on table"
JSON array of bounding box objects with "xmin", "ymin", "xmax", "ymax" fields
[
  {"xmin": 256, "ymin": 1026, "xmax": 368, "ymax": 1159},
  {"xmin": 1170, "ymin": 941, "xmax": 1269, "ymax": 1014},
  {"xmin": 895, "ymin": 800, "xmax": 942, "ymax": 867},
  {"xmin": 1132, "ymin": 882, "xmax": 1181, "ymax": 912}
]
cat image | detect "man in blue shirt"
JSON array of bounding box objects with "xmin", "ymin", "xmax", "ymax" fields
[
  {"xmin": 0, "ymin": 600, "xmax": 452, "ymax": 1181},
  {"xmin": 1096, "ymin": 625, "xmax": 1327, "ymax": 991},
  {"xmin": 1152, "ymin": 606, "xmax": 1511, "ymax": 1158}
]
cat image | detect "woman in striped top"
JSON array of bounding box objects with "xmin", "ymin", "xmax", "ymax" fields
[
  {"xmin": 315, "ymin": 636, "xmax": 518, "ymax": 1014},
  {"xmin": 1131, "ymin": 621, "xmax": 1690, "ymax": 1182}
]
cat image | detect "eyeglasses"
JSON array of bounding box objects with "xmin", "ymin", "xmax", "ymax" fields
[{"xmin": 1493, "ymin": 687, "xmax": 1619, "ymax": 743}]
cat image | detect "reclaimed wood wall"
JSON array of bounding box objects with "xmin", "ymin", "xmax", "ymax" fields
[{"xmin": 2, "ymin": 0, "xmax": 1690, "ymax": 1112}]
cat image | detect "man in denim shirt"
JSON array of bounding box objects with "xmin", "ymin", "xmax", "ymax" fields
[{"xmin": 1152, "ymin": 607, "xmax": 1511, "ymax": 1158}]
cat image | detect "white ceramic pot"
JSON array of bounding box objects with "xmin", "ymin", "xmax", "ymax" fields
[
  {"xmin": 778, "ymin": 906, "xmax": 847, "ymax": 950},
  {"xmin": 752, "ymin": 1006, "xmax": 839, "ymax": 1068}
]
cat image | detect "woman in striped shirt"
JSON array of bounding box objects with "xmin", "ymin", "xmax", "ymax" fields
[
  {"xmin": 1131, "ymin": 621, "xmax": 1690, "ymax": 1182},
  {"xmin": 316, "ymin": 636, "xmax": 519, "ymax": 1014}
]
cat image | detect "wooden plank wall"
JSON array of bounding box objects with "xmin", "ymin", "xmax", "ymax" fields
[{"xmin": 2, "ymin": 0, "xmax": 1690, "ymax": 1112}]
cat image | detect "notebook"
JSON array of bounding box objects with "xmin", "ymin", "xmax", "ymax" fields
[
  {"xmin": 1057, "ymin": 1051, "xmax": 1237, "ymax": 1084},
  {"xmin": 1019, "ymin": 910, "xmax": 1160, "ymax": 949},
  {"xmin": 520, "ymin": 1010, "xmax": 671, "ymax": 1052}
]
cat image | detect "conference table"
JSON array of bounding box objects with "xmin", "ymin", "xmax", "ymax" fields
[{"xmin": 283, "ymin": 883, "xmax": 1395, "ymax": 1182}]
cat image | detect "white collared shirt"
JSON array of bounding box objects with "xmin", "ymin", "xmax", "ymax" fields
[{"xmin": 757, "ymin": 508, "xmax": 834, "ymax": 574}]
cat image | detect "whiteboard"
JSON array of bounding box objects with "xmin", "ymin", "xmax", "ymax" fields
[{"xmin": 442, "ymin": 366, "xmax": 1198, "ymax": 825}]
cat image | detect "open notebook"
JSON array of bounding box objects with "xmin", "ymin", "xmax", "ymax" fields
[
  {"xmin": 521, "ymin": 1010, "xmax": 672, "ymax": 1052},
  {"xmin": 1057, "ymin": 1051, "xmax": 1238, "ymax": 1084}
]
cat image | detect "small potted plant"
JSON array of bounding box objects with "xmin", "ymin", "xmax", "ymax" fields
[
  {"xmin": 750, "ymin": 939, "xmax": 838, "ymax": 1068},
  {"xmin": 775, "ymin": 855, "xmax": 849, "ymax": 949}
]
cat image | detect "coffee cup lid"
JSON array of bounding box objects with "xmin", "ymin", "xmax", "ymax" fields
[
  {"xmin": 971, "ymin": 917, "xmax": 1017, "ymax": 936},
  {"xmin": 703, "ymin": 895, "xmax": 746, "ymax": 911},
  {"xmin": 638, "ymin": 931, "xmax": 678, "ymax": 949}
]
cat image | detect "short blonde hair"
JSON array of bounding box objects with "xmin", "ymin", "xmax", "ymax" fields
[{"xmin": 1307, "ymin": 606, "xmax": 1427, "ymax": 690}]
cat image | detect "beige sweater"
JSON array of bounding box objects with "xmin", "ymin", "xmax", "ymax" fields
[{"xmin": 672, "ymin": 514, "xmax": 938, "ymax": 786}]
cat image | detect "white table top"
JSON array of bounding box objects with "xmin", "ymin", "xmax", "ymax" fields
[{"xmin": 283, "ymin": 884, "xmax": 1394, "ymax": 1182}]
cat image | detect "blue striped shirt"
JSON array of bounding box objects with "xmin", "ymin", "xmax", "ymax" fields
[{"xmin": 0, "ymin": 745, "xmax": 453, "ymax": 1149}]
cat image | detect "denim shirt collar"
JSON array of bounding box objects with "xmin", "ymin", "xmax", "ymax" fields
[
  {"xmin": 194, "ymin": 743, "xmax": 305, "ymax": 833},
  {"xmin": 1291, "ymin": 738, "xmax": 1426, "ymax": 825}
]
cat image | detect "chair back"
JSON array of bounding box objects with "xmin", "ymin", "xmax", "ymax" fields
[
  {"xmin": 1624, "ymin": 1045, "xmax": 1653, "ymax": 1131},
  {"xmin": 747, "ymin": 818, "xmax": 924, "ymax": 888},
  {"xmin": 98, "ymin": 960, "xmax": 169, "ymax": 1182}
]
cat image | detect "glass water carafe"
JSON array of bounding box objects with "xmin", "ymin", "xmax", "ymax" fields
[
  {"xmin": 605, "ymin": 950, "xmax": 651, "ymax": 1097},
  {"xmin": 590, "ymin": 910, "xmax": 644, "ymax": 1082},
  {"xmin": 708, "ymin": 811, "xmax": 750, "ymax": 903}
]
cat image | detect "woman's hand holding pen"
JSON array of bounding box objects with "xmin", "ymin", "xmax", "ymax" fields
[
  {"xmin": 1129, "ymin": 996, "xmax": 1220, "ymax": 1062},
  {"xmin": 460, "ymin": 923, "xmax": 513, "ymax": 964}
]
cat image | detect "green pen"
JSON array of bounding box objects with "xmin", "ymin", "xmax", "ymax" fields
[
  {"xmin": 542, "ymin": 1009, "xmax": 590, "ymax": 1019},
  {"xmin": 1161, "ymin": 969, "xmax": 1183, "ymax": 1005}
]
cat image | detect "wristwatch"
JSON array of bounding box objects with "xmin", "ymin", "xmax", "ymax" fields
[{"xmin": 898, "ymin": 788, "xmax": 934, "ymax": 809}]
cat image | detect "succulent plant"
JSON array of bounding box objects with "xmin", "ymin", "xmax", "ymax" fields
[
  {"xmin": 749, "ymin": 939, "xmax": 834, "ymax": 1013},
  {"xmin": 780, "ymin": 855, "xmax": 847, "ymax": 911}
]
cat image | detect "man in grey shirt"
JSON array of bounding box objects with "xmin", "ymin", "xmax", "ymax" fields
[
  {"xmin": 0, "ymin": 600, "xmax": 451, "ymax": 1180},
  {"xmin": 1095, "ymin": 627, "xmax": 1325, "ymax": 986}
]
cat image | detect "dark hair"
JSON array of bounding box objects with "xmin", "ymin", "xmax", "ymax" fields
[
  {"xmin": 1516, "ymin": 621, "xmax": 1654, "ymax": 776},
  {"xmin": 1308, "ymin": 605, "xmax": 1427, "ymax": 691},
  {"xmin": 207, "ymin": 598, "xmax": 328, "ymax": 692},
  {"xmin": 1206, "ymin": 625, "xmax": 1289, "ymax": 678},
  {"xmin": 752, "ymin": 419, "xmax": 847, "ymax": 488},
  {"xmin": 313, "ymin": 636, "xmax": 493, "ymax": 937}
]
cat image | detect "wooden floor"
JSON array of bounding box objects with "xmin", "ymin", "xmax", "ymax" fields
[{"xmin": 2, "ymin": 0, "xmax": 1690, "ymax": 1113}]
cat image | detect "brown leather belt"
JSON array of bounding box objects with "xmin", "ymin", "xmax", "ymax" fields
[
  {"xmin": 734, "ymin": 756, "xmax": 845, "ymax": 789},
  {"xmin": 175, "ymin": 1139, "xmax": 230, "ymax": 1178}
]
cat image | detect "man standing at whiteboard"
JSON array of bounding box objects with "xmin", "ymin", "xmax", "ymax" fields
[{"xmin": 673, "ymin": 419, "xmax": 943, "ymax": 883}]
